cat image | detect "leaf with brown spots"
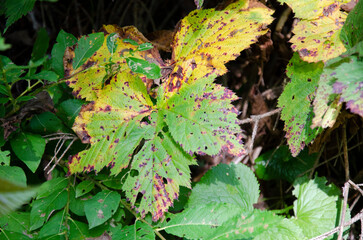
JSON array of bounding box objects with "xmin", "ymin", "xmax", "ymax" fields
[
  {"xmin": 164, "ymin": 0, "xmax": 274, "ymax": 98},
  {"xmin": 277, "ymin": 53, "xmax": 323, "ymax": 156},
  {"xmin": 64, "ymin": 25, "xmax": 164, "ymax": 101}
]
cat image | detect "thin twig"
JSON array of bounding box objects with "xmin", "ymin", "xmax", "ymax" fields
[
  {"xmin": 348, "ymin": 180, "xmax": 363, "ymax": 196},
  {"xmin": 47, "ymin": 138, "xmax": 76, "ymax": 174},
  {"xmin": 238, "ymin": 108, "xmax": 282, "ymax": 125},
  {"xmin": 343, "ymin": 123, "xmax": 350, "ymax": 181},
  {"xmin": 338, "ymin": 182, "xmax": 349, "ymax": 240}
]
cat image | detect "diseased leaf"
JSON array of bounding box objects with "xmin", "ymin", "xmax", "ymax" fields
[
  {"xmin": 277, "ymin": 0, "xmax": 349, "ymax": 20},
  {"xmin": 278, "ymin": 53, "xmax": 323, "ymax": 156},
  {"xmin": 165, "ymin": 0, "xmax": 274, "ymax": 97},
  {"xmin": 291, "ymin": 176, "xmax": 349, "ymax": 239},
  {"xmin": 126, "ymin": 57, "xmax": 161, "ymax": 79},
  {"xmin": 84, "ymin": 190, "xmax": 121, "ymax": 229},
  {"xmin": 160, "ymin": 75, "xmax": 245, "ymax": 157},
  {"xmin": 0, "ymin": 150, "xmax": 10, "ymax": 166},
  {"xmin": 76, "ymin": 180, "xmax": 95, "ymax": 198},
  {"xmin": 0, "ymin": 212, "xmax": 33, "ymax": 239},
  {"xmin": 106, "ymin": 32, "xmax": 118, "ymax": 54},
  {"xmin": 332, "ymin": 56, "xmax": 363, "ymax": 117},
  {"xmin": 38, "ymin": 211, "xmax": 67, "ymax": 239},
  {"xmin": 73, "ymin": 32, "xmax": 104, "ymax": 70},
  {"xmin": 290, "ymin": 5, "xmax": 347, "ymax": 62},
  {"xmin": 64, "ymin": 25, "xmax": 163, "ymax": 101}
]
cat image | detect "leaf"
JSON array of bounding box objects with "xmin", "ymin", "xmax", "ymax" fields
[
  {"xmin": 277, "ymin": 0, "xmax": 349, "ymax": 20},
  {"xmin": 340, "ymin": 0, "xmax": 363, "ymax": 49},
  {"xmin": 30, "ymin": 178, "xmax": 68, "ymax": 230},
  {"xmin": 0, "ymin": 178, "xmax": 37, "ymax": 216},
  {"xmin": 123, "ymin": 130, "xmax": 196, "ymax": 221},
  {"xmin": 0, "ymin": 150, "xmax": 10, "ymax": 166},
  {"xmin": 3, "ymin": 0, "xmax": 36, "ymax": 32},
  {"xmin": 160, "ymin": 75, "xmax": 245, "ymax": 157},
  {"xmin": 68, "ymin": 73, "xmax": 154, "ymax": 175},
  {"xmin": 27, "ymin": 112, "xmax": 68, "ymax": 134},
  {"xmin": 188, "ymin": 163, "xmax": 259, "ymax": 212},
  {"xmin": 126, "ymin": 57, "xmax": 161, "ymax": 79},
  {"xmin": 290, "ymin": 5, "xmax": 347, "ymax": 62},
  {"xmin": 164, "ymin": 202, "xmax": 241, "ymax": 239},
  {"xmin": 31, "ymin": 28, "xmax": 49, "ymax": 62},
  {"xmin": 255, "ymin": 146, "xmax": 317, "ymax": 183},
  {"xmin": 84, "ymin": 190, "xmax": 121, "ymax": 229},
  {"xmin": 0, "ymin": 212, "xmax": 33, "ymax": 238},
  {"xmin": 51, "ymin": 30, "xmax": 77, "ymax": 77},
  {"xmin": 0, "ymin": 34, "xmax": 11, "ymax": 51},
  {"xmin": 38, "ymin": 211, "xmax": 67, "ymax": 239},
  {"xmin": 194, "ymin": 0, "xmax": 204, "ymax": 9},
  {"xmin": 311, "ymin": 57, "xmax": 346, "ymax": 129},
  {"xmin": 69, "ymin": 219, "xmax": 91, "ymax": 239},
  {"xmin": 206, "ymin": 209, "xmax": 304, "ymax": 240},
  {"xmin": 56, "ymin": 99, "xmax": 84, "ymax": 128},
  {"xmin": 64, "ymin": 25, "xmax": 163, "ymax": 101},
  {"xmin": 165, "ymin": 0, "xmax": 274, "ymax": 97},
  {"xmin": 111, "ymin": 221, "xmax": 155, "ymax": 240},
  {"xmin": 277, "ymin": 53, "xmax": 323, "ymax": 156},
  {"xmin": 106, "ymin": 32, "xmax": 118, "ymax": 54},
  {"xmin": 0, "ymin": 166, "xmax": 27, "ymax": 187},
  {"xmin": 29, "ymin": 70, "xmax": 58, "ymax": 82},
  {"xmin": 332, "ymin": 56, "xmax": 363, "ymax": 117},
  {"xmin": 291, "ymin": 176, "xmax": 349, "ymax": 239},
  {"xmin": 10, "ymin": 132, "xmax": 46, "ymax": 172},
  {"xmin": 76, "ymin": 180, "xmax": 95, "ymax": 198},
  {"xmin": 0, "ymin": 84, "xmax": 9, "ymax": 96},
  {"xmin": 73, "ymin": 32, "xmax": 105, "ymax": 70}
]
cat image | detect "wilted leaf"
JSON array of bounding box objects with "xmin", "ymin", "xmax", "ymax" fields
[
  {"xmin": 290, "ymin": 5, "xmax": 347, "ymax": 62},
  {"xmin": 278, "ymin": 53, "xmax": 323, "ymax": 156}
]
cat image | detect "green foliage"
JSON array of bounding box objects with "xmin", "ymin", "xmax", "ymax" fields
[{"xmin": 0, "ymin": 0, "xmax": 361, "ymax": 238}]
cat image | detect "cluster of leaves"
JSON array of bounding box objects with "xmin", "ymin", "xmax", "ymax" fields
[
  {"xmin": 0, "ymin": 0, "xmax": 361, "ymax": 239},
  {"xmin": 277, "ymin": 0, "xmax": 363, "ymax": 156}
]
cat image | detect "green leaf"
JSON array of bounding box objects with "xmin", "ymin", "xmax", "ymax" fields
[
  {"xmin": 76, "ymin": 180, "xmax": 94, "ymax": 198},
  {"xmin": 106, "ymin": 32, "xmax": 118, "ymax": 54},
  {"xmin": 0, "ymin": 84, "xmax": 9, "ymax": 96},
  {"xmin": 31, "ymin": 28, "xmax": 49, "ymax": 62},
  {"xmin": 126, "ymin": 57, "xmax": 161, "ymax": 79},
  {"xmin": 255, "ymin": 146, "xmax": 316, "ymax": 183},
  {"xmin": 38, "ymin": 211, "xmax": 67, "ymax": 239},
  {"xmin": 340, "ymin": 0, "xmax": 363, "ymax": 49},
  {"xmin": 188, "ymin": 163, "xmax": 259, "ymax": 213},
  {"xmin": 16, "ymin": 95, "xmax": 36, "ymax": 102},
  {"xmin": 207, "ymin": 209, "xmax": 304, "ymax": 240},
  {"xmin": 111, "ymin": 221, "xmax": 155, "ymax": 240},
  {"xmin": 164, "ymin": 202, "xmax": 241, "ymax": 239},
  {"xmin": 0, "ymin": 212, "xmax": 33, "ymax": 237},
  {"xmin": 69, "ymin": 219, "xmax": 91, "ymax": 239},
  {"xmin": 0, "ymin": 150, "xmax": 10, "ymax": 166},
  {"xmin": 0, "ymin": 178, "xmax": 37, "ymax": 216},
  {"xmin": 29, "ymin": 70, "xmax": 58, "ymax": 82},
  {"xmin": 27, "ymin": 112, "xmax": 67, "ymax": 134},
  {"xmin": 291, "ymin": 176, "xmax": 349, "ymax": 239},
  {"xmin": 3, "ymin": 0, "xmax": 36, "ymax": 32},
  {"xmin": 56, "ymin": 99, "xmax": 84, "ymax": 128},
  {"xmin": 73, "ymin": 32, "xmax": 104, "ymax": 70},
  {"xmin": 332, "ymin": 56, "xmax": 363, "ymax": 117},
  {"xmin": 137, "ymin": 42, "xmax": 154, "ymax": 52},
  {"xmin": 10, "ymin": 132, "xmax": 46, "ymax": 173},
  {"xmin": 29, "ymin": 179, "xmax": 68, "ymax": 230},
  {"xmin": 278, "ymin": 53, "xmax": 324, "ymax": 156},
  {"xmin": 84, "ymin": 190, "xmax": 121, "ymax": 229},
  {"xmin": 51, "ymin": 30, "xmax": 77, "ymax": 77},
  {"xmin": 123, "ymin": 38, "xmax": 139, "ymax": 46},
  {"xmin": 0, "ymin": 34, "xmax": 11, "ymax": 51},
  {"xmin": 0, "ymin": 56, "xmax": 24, "ymax": 84},
  {"xmin": 69, "ymin": 193, "xmax": 88, "ymax": 216},
  {"xmin": 0, "ymin": 166, "xmax": 26, "ymax": 187},
  {"xmin": 161, "ymin": 75, "xmax": 245, "ymax": 157}
]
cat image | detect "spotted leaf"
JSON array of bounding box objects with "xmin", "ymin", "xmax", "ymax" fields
[
  {"xmin": 278, "ymin": 53, "xmax": 323, "ymax": 156},
  {"xmin": 164, "ymin": 0, "xmax": 274, "ymax": 97}
]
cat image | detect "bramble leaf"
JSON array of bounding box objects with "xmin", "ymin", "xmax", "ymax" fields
[
  {"xmin": 3, "ymin": 0, "xmax": 36, "ymax": 32},
  {"xmin": 290, "ymin": 4, "xmax": 347, "ymax": 62},
  {"xmin": 278, "ymin": 53, "xmax": 323, "ymax": 156},
  {"xmin": 111, "ymin": 221, "xmax": 155, "ymax": 240},
  {"xmin": 340, "ymin": 0, "xmax": 363, "ymax": 49},
  {"xmin": 64, "ymin": 25, "xmax": 163, "ymax": 101},
  {"xmin": 332, "ymin": 56, "xmax": 363, "ymax": 117},
  {"xmin": 73, "ymin": 32, "xmax": 104, "ymax": 70},
  {"xmin": 165, "ymin": 0, "xmax": 274, "ymax": 98}
]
